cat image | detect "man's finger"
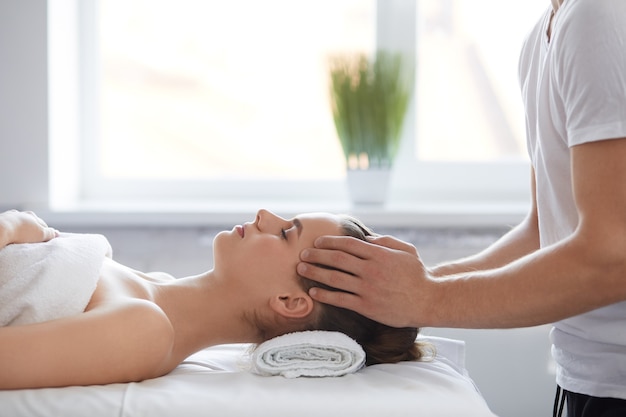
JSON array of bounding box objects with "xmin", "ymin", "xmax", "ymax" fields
[
  {"xmin": 297, "ymin": 262, "xmax": 361, "ymax": 294},
  {"xmin": 300, "ymin": 248, "xmax": 361, "ymax": 275},
  {"xmin": 368, "ymin": 235, "xmax": 418, "ymax": 255},
  {"xmin": 309, "ymin": 286, "xmax": 362, "ymax": 312},
  {"xmin": 313, "ymin": 235, "xmax": 377, "ymax": 259}
]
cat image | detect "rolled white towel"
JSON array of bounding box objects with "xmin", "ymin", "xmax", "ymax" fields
[{"xmin": 251, "ymin": 331, "xmax": 366, "ymax": 378}]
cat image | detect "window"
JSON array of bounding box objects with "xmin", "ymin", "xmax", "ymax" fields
[{"xmin": 49, "ymin": 0, "xmax": 548, "ymax": 218}]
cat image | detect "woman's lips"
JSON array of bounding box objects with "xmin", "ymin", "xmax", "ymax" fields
[{"xmin": 236, "ymin": 225, "xmax": 244, "ymax": 238}]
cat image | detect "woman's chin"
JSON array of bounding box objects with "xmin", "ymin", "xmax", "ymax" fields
[{"xmin": 212, "ymin": 230, "xmax": 229, "ymax": 255}]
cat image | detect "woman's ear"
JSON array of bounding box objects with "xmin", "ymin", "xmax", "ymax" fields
[{"xmin": 269, "ymin": 292, "xmax": 314, "ymax": 319}]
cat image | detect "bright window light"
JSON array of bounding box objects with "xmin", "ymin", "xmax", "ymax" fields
[
  {"xmin": 97, "ymin": 0, "xmax": 374, "ymax": 181},
  {"xmin": 49, "ymin": 0, "xmax": 548, "ymax": 210}
]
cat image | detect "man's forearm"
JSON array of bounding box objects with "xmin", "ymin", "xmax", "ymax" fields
[
  {"xmin": 430, "ymin": 213, "xmax": 540, "ymax": 278},
  {"xmin": 423, "ymin": 231, "xmax": 626, "ymax": 329}
]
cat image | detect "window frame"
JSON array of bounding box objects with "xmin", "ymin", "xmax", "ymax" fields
[{"xmin": 48, "ymin": 0, "xmax": 531, "ymax": 227}]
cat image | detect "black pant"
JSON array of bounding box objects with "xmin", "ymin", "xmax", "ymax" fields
[{"xmin": 555, "ymin": 386, "xmax": 626, "ymax": 417}]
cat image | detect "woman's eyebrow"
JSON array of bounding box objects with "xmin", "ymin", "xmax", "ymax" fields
[{"xmin": 294, "ymin": 218, "xmax": 303, "ymax": 238}]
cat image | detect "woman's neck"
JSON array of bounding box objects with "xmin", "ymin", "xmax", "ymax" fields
[{"xmin": 154, "ymin": 271, "xmax": 261, "ymax": 360}]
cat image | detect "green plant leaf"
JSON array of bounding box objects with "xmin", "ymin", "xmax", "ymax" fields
[{"xmin": 328, "ymin": 50, "xmax": 414, "ymax": 169}]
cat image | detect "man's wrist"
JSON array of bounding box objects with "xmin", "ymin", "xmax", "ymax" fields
[{"xmin": 414, "ymin": 274, "xmax": 445, "ymax": 328}]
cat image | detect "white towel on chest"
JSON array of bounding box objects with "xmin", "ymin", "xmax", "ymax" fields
[
  {"xmin": 0, "ymin": 233, "xmax": 112, "ymax": 326},
  {"xmin": 251, "ymin": 330, "xmax": 366, "ymax": 378}
]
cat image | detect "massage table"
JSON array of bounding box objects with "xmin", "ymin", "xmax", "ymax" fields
[{"xmin": 0, "ymin": 336, "xmax": 496, "ymax": 417}]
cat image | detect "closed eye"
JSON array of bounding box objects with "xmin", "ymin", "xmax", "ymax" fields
[{"xmin": 280, "ymin": 228, "xmax": 288, "ymax": 240}]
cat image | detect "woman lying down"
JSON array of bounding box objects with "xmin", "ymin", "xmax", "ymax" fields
[{"xmin": 0, "ymin": 209, "xmax": 427, "ymax": 389}]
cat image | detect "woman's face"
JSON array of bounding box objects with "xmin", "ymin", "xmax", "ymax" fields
[{"xmin": 213, "ymin": 209, "xmax": 343, "ymax": 294}]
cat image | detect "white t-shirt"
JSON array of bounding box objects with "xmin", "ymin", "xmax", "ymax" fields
[{"xmin": 518, "ymin": 0, "xmax": 626, "ymax": 399}]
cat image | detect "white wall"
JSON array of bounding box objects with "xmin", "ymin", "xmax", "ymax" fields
[{"xmin": 0, "ymin": 0, "xmax": 49, "ymax": 210}]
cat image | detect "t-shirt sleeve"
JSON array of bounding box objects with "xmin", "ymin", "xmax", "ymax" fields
[{"xmin": 555, "ymin": 0, "xmax": 626, "ymax": 146}]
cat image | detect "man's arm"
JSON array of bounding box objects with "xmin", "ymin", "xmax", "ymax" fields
[
  {"xmin": 298, "ymin": 168, "xmax": 539, "ymax": 327},
  {"xmin": 430, "ymin": 168, "xmax": 539, "ymax": 277},
  {"xmin": 427, "ymin": 138, "xmax": 626, "ymax": 328},
  {"xmin": 299, "ymin": 139, "xmax": 626, "ymax": 329}
]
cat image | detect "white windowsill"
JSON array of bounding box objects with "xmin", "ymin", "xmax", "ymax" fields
[{"xmin": 39, "ymin": 200, "xmax": 528, "ymax": 229}]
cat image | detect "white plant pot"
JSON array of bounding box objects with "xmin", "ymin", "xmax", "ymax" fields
[{"xmin": 346, "ymin": 168, "xmax": 391, "ymax": 206}]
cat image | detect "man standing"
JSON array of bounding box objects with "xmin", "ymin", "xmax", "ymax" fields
[{"xmin": 299, "ymin": 1, "xmax": 626, "ymax": 415}]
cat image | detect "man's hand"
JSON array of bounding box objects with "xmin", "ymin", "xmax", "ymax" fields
[
  {"xmin": 298, "ymin": 234, "xmax": 434, "ymax": 328},
  {"xmin": 0, "ymin": 210, "xmax": 58, "ymax": 249}
]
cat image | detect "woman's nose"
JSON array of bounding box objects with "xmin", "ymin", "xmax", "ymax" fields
[
  {"xmin": 256, "ymin": 209, "xmax": 270, "ymax": 226},
  {"xmin": 256, "ymin": 209, "xmax": 282, "ymax": 231}
]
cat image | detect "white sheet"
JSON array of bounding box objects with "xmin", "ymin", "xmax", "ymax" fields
[{"xmin": 0, "ymin": 336, "xmax": 496, "ymax": 417}]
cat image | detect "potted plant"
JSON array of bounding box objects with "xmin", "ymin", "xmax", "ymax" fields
[{"xmin": 329, "ymin": 50, "xmax": 414, "ymax": 205}]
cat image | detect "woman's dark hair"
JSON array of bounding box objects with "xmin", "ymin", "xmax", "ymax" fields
[{"xmin": 298, "ymin": 215, "xmax": 430, "ymax": 366}]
